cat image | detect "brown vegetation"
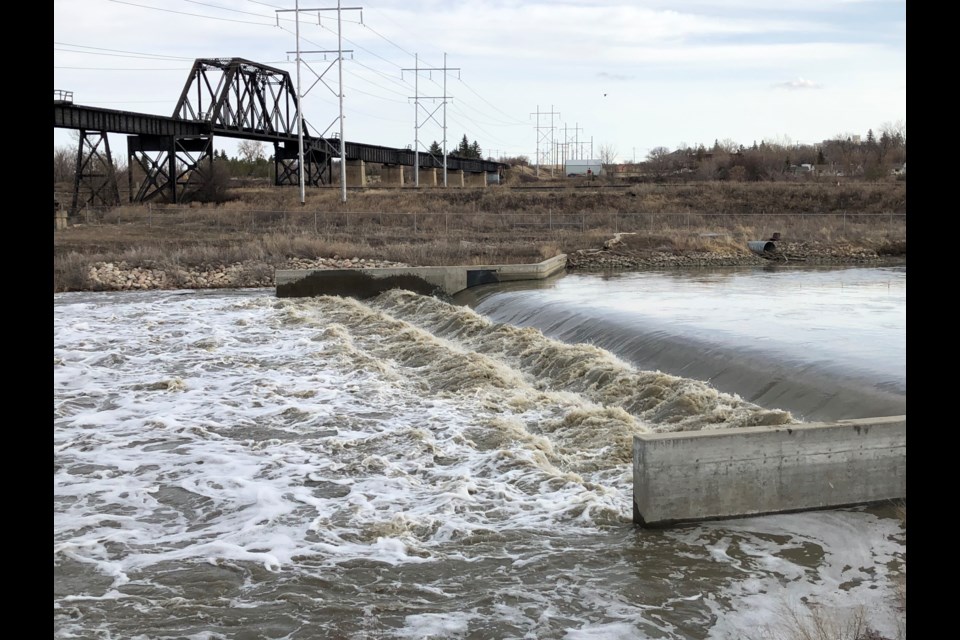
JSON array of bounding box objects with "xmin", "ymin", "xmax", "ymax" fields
[{"xmin": 53, "ymin": 179, "xmax": 906, "ymax": 293}]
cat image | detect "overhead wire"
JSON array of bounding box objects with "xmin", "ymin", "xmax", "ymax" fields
[
  {"xmin": 107, "ymin": 0, "xmax": 275, "ymax": 25},
  {"xmin": 65, "ymin": 1, "xmax": 531, "ymax": 155}
]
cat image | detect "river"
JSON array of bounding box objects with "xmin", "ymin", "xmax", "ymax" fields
[{"xmin": 53, "ymin": 264, "xmax": 906, "ymax": 639}]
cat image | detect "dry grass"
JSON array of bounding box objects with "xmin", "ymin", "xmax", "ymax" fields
[
  {"xmin": 748, "ymin": 602, "xmax": 904, "ymax": 640},
  {"xmin": 53, "ymin": 180, "xmax": 906, "ymax": 292}
]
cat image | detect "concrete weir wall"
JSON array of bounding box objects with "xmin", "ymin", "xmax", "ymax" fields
[
  {"xmin": 275, "ymin": 254, "xmax": 567, "ymax": 299},
  {"xmin": 633, "ymin": 415, "xmax": 906, "ymax": 527}
]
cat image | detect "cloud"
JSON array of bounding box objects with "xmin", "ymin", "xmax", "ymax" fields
[{"xmin": 774, "ymin": 77, "xmax": 822, "ymax": 89}]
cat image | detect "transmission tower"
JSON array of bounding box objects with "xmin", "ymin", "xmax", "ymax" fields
[
  {"xmin": 530, "ymin": 105, "xmax": 560, "ymax": 176},
  {"xmin": 564, "ymin": 122, "xmax": 583, "ymax": 161},
  {"xmin": 276, "ymin": 1, "xmax": 362, "ymax": 204},
  {"xmin": 403, "ymin": 53, "xmax": 459, "ymax": 187}
]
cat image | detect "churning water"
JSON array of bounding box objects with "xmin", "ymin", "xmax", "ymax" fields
[{"xmin": 53, "ymin": 265, "xmax": 906, "ymax": 639}]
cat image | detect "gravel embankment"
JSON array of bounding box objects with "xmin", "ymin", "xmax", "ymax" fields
[{"xmin": 76, "ymin": 242, "xmax": 904, "ymax": 292}]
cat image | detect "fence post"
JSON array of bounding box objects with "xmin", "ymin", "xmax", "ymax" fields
[
  {"xmin": 549, "ymin": 209, "xmax": 553, "ymax": 231},
  {"xmin": 414, "ymin": 212, "xmax": 417, "ymax": 234}
]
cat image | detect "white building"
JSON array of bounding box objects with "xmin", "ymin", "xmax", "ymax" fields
[{"xmin": 564, "ymin": 159, "xmax": 603, "ymax": 176}]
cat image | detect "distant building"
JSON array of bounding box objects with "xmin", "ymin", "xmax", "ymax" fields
[{"xmin": 564, "ymin": 159, "xmax": 603, "ymax": 177}]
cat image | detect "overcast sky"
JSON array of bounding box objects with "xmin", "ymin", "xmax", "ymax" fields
[{"xmin": 53, "ymin": 0, "xmax": 906, "ymax": 163}]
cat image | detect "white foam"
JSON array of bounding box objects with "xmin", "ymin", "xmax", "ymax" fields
[{"xmin": 54, "ymin": 290, "xmax": 905, "ymax": 637}]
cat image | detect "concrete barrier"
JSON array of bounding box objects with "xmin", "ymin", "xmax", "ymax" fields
[
  {"xmin": 275, "ymin": 254, "xmax": 567, "ymax": 299},
  {"xmin": 633, "ymin": 415, "xmax": 906, "ymax": 527}
]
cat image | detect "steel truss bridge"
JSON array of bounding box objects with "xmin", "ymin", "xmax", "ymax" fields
[{"xmin": 54, "ymin": 57, "xmax": 506, "ymax": 213}]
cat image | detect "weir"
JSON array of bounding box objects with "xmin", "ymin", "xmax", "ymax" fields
[
  {"xmin": 633, "ymin": 415, "xmax": 906, "ymax": 527},
  {"xmin": 275, "ymin": 254, "xmax": 568, "ymax": 299}
]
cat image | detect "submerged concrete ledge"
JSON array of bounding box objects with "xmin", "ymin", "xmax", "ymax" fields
[
  {"xmin": 633, "ymin": 415, "xmax": 906, "ymax": 528},
  {"xmin": 275, "ymin": 254, "xmax": 567, "ymax": 299}
]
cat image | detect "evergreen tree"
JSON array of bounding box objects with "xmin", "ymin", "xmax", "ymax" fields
[
  {"xmin": 428, "ymin": 141, "xmax": 442, "ymax": 156},
  {"xmin": 469, "ymin": 141, "xmax": 482, "ymax": 159},
  {"xmin": 456, "ymin": 135, "xmax": 470, "ymax": 156}
]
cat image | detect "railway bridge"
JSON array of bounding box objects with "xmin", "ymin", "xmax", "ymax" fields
[{"xmin": 54, "ymin": 57, "xmax": 507, "ymax": 213}]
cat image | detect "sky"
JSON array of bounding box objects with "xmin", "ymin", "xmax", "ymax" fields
[{"xmin": 53, "ymin": 0, "xmax": 906, "ymax": 164}]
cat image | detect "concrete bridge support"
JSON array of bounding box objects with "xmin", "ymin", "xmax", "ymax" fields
[
  {"xmin": 418, "ymin": 168, "xmax": 438, "ymax": 187},
  {"xmin": 276, "ymin": 254, "xmax": 568, "ymax": 299},
  {"xmin": 446, "ymin": 170, "xmax": 465, "ymax": 187},
  {"xmin": 632, "ymin": 415, "xmax": 906, "ymax": 527},
  {"xmin": 381, "ymin": 164, "xmax": 405, "ymax": 186},
  {"xmin": 466, "ymin": 171, "xmax": 487, "ymax": 187},
  {"xmin": 346, "ymin": 159, "xmax": 367, "ymax": 187}
]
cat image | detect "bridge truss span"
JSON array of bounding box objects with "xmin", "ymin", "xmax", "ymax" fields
[
  {"xmin": 174, "ymin": 58, "xmax": 305, "ymax": 140},
  {"xmin": 54, "ymin": 57, "xmax": 508, "ymax": 211}
]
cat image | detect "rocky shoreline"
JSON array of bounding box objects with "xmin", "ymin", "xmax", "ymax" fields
[
  {"xmin": 74, "ymin": 241, "xmax": 905, "ymax": 293},
  {"xmin": 566, "ymin": 240, "xmax": 904, "ymax": 270}
]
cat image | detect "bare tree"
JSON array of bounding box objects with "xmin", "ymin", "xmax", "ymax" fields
[
  {"xmin": 53, "ymin": 146, "xmax": 77, "ymax": 184},
  {"xmin": 237, "ymin": 140, "xmax": 266, "ymax": 163},
  {"xmin": 646, "ymin": 146, "xmax": 672, "ymax": 177},
  {"xmin": 879, "ymin": 120, "xmax": 907, "ymax": 167},
  {"xmin": 880, "ymin": 120, "xmax": 906, "ymax": 144},
  {"xmin": 598, "ymin": 143, "xmax": 618, "ymax": 168}
]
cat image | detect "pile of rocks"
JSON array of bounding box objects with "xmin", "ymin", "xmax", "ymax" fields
[
  {"xmin": 79, "ymin": 243, "xmax": 901, "ymax": 292},
  {"xmin": 566, "ymin": 241, "xmax": 898, "ymax": 271},
  {"xmin": 86, "ymin": 257, "xmax": 412, "ymax": 291}
]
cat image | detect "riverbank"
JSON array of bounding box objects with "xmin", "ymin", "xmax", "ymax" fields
[
  {"xmin": 53, "ymin": 181, "xmax": 906, "ymax": 293},
  {"xmin": 62, "ymin": 237, "xmax": 905, "ymax": 292}
]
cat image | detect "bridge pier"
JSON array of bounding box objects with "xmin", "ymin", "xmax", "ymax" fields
[
  {"xmin": 446, "ymin": 169, "xmax": 465, "ymax": 187},
  {"xmin": 128, "ymin": 135, "xmax": 212, "ymax": 204},
  {"xmin": 466, "ymin": 171, "xmax": 488, "ymax": 187},
  {"xmin": 71, "ymin": 129, "xmax": 121, "ymax": 215},
  {"xmin": 381, "ymin": 164, "xmax": 405, "ymax": 186},
  {"xmin": 418, "ymin": 168, "xmax": 438, "ymax": 187},
  {"xmin": 346, "ymin": 159, "xmax": 367, "ymax": 187}
]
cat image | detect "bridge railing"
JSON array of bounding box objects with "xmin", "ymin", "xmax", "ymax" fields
[{"xmin": 54, "ymin": 89, "xmax": 74, "ymax": 104}]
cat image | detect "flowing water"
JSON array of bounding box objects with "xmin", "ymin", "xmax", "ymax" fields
[{"xmin": 53, "ymin": 265, "xmax": 906, "ymax": 639}]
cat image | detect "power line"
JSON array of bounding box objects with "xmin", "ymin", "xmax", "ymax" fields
[
  {"xmin": 53, "ymin": 42, "xmax": 196, "ymax": 61},
  {"xmin": 107, "ymin": 0, "xmax": 274, "ymax": 25},
  {"xmin": 456, "ymin": 77, "xmax": 529, "ymax": 126},
  {"xmin": 54, "ymin": 66, "xmax": 187, "ymax": 71},
  {"xmin": 63, "ymin": 3, "xmax": 530, "ymax": 160},
  {"xmin": 182, "ymin": 0, "xmax": 270, "ymax": 19}
]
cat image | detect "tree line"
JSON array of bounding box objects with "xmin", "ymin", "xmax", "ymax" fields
[
  {"xmin": 638, "ymin": 121, "xmax": 906, "ymax": 182},
  {"xmin": 55, "ymin": 121, "xmax": 905, "ymax": 188}
]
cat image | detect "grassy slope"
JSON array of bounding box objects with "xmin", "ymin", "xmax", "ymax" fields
[{"xmin": 54, "ymin": 178, "xmax": 906, "ymax": 292}]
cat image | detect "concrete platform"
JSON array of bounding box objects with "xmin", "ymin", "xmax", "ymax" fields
[
  {"xmin": 633, "ymin": 415, "xmax": 906, "ymax": 527},
  {"xmin": 275, "ymin": 254, "xmax": 567, "ymax": 299}
]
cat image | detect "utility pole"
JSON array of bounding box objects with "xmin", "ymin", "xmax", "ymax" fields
[
  {"xmin": 276, "ymin": 1, "xmax": 362, "ymax": 204},
  {"xmin": 403, "ymin": 54, "xmax": 459, "ymax": 187},
  {"xmin": 562, "ymin": 122, "xmax": 582, "ymax": 166},
  {"xmin": 530, "ymin": 105, "xmax": 560, "ymax": 177}
]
